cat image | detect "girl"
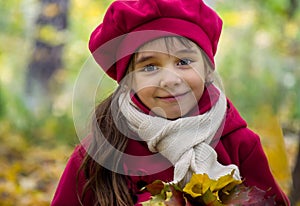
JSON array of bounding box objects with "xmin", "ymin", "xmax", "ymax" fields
[{"xmin": 51, "ymin": 0, "xmax": 290, "ymax": 205}]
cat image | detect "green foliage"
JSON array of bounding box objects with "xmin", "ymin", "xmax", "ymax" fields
[
  {"xmin": 216, "ymin": 1, "xmax": 300, "ymax": 129},
  {"xmin": 0, "ymin": 86, "xmax": 77, "ymax": 146},
  {"xmin": 0, "ymin": 0, "xmax": 25, "ymax": 35}
]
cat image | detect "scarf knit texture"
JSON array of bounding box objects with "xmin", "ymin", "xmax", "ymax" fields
[{"xmin": 119, "ymin": 87, "xmax": 241, "ymax": 184}]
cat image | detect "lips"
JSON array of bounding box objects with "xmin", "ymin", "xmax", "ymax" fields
[{"xmin": 157, "ymin": 92, "xmax": 189, "ymax": 102}]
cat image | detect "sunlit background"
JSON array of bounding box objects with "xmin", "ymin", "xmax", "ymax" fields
[{"xmin": 0, "ymin": 0, "xmax": 299, "ymax": 205}]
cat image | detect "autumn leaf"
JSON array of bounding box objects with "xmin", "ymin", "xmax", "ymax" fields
[
  {"xmin": 164, "ymin": 185, "xmax": 185, "ymax": 206},
  {"xmin": 251, "ymin": 105, "xmax": 291, "ymax": 194},
  {"xmin": 213, "ymin": 170, "xmax": 242, "ymax": 194},
  {"xmin": 145, "ymin": 180, "xmax": 165, "ymax": 196},
  {"xmin": 220, "ymin": 184, "xmax": 276, "ymax": 205},
  {"xmin": 201, "ymin": 190, "xmax": 223, "ymax": 206},
  {"xmin": 183, "ymin": 173, "xmax": 217, "ymax": 198}
]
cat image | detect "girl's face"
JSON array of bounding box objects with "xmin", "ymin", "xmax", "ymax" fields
[{"xmin": 131, "ymin": 37, "xmax": 208, "ymax": 119}]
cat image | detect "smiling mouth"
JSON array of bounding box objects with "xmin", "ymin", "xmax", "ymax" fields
[{"xmin": 157, "ymin": 92, "xmax": 189, "ymax": 102}]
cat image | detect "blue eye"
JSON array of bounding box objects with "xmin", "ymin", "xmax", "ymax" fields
[
  {"xmin": 142, "ymin": 65, "xmax": 158, "ymax": 72},
  {"xmin": 177, "ymin": 58, "xmax": 193, "ymax": 66}
]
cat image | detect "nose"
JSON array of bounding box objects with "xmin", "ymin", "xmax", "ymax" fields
[{"xmin": 159, "ymin": 68, "xmax": 182, "ymax": 88}]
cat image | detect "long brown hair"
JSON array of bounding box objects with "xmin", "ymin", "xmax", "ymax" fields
[{"xmin": 77, "ymin": 91, "xmax": 134, "ymax": 206}]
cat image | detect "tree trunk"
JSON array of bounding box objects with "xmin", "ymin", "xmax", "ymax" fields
[
  {"xmin": 25, "ymin": 0, "xmax": 69, "ymax": 112},
  {"xmin": 288, "ymin": 0, "xmax": 298, "ymax": 18},
  {"xmin": 290, "ymin": 132, "xmax": 300, "ymax": 205}
]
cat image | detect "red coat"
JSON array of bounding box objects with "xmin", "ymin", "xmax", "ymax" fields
[{"xmin": 51, "ymin": 99, "xmax": 290, "ymax": 205}]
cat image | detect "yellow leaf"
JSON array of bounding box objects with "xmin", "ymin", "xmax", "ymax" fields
[
  {"xmin": 212, "ymin": 170, "xmax": 242, "ymax": 193},
  {"xmin": 250, "ymin": 105, "xmax": 292, "ymax": 194},
  {"xmin": 183, "ymin": 173, "xmax": 217, "ymax": 198}
]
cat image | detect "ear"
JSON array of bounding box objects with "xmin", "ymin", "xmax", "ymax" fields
[
  {"xmin": 205, "ymin": 69, "xmax": 214, "ymax": 85},
  {"xmin": 120, "ymin": 84, "xmax": 129, "ymax": 93}
]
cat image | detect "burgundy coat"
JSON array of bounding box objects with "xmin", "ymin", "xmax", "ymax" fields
[{"xmin": 51, "ymin": 99, "xmax": 290, "ymax": 206}]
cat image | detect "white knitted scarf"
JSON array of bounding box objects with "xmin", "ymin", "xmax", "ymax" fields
[{"xmin": 118, "ymin": 88, "xmax": 241, "ymax": 184}]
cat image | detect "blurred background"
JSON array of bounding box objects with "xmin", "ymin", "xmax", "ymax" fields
[{"xmin": 0, "ymin": 0, "xmax": 299, "ymax": 205}]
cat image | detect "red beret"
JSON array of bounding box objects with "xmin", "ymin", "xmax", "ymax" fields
[{"xmin": 89, "ymin": 0, "xmax": 223, "ymax": 82}]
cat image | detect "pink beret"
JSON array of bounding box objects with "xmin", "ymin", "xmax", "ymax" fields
[{"xmin": 89, "ymin": 0, "xmax": 223, "ymax": 82}]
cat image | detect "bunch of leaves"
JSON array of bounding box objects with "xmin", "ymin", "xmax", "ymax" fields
[{"xmin": 141, "ymin": 170, "xmax": 275, "ymax": 206}]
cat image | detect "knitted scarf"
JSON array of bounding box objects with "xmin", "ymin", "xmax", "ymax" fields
[{"xmin": 118, "ymin": 87, "xmax": 241, "ymax": 184}]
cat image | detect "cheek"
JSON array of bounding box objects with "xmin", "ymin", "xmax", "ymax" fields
[
  {"xmin": 186, "ymin": 74, "xmax": 205, "ymax": 100},
  {"xmin": 132, "ymin": 74, "xmax": 157, "ymax": 92},
  {"xmin": 136, "ymin": 87, "xmax": 151, "ymax": 98},
  {"xmin": 132, "ymin": 76, "xmax": 155, "ymax": 97},
  {"xmin": 195, "ymin": 85, "xmax": 205, "ymax": 101}
]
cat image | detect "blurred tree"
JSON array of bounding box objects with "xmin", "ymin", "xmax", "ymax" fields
[
  {"xmin": 288, "ymin": 0, "xmax": 298, "ymax": 18},
  {"xmin": 25, "ymin": 0, "xmax": 69, "ymax": 113}
]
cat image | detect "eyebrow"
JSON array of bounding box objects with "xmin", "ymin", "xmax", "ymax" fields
[
  {"xmin": 135, "ymin": 55, "xmax": 155, "ymax": 65},
  {"xmin": 135, "ymin": 48, "xmax": 198, "ymax": 65}
]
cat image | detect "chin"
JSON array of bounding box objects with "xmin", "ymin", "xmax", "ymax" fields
[
  {"xmin": 151, "ymin": 105, "xmax": 193, "ymax": 120},
  {"xmin": 164, "ymin": 110, "xmax": 189, "ymax": 120}
]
